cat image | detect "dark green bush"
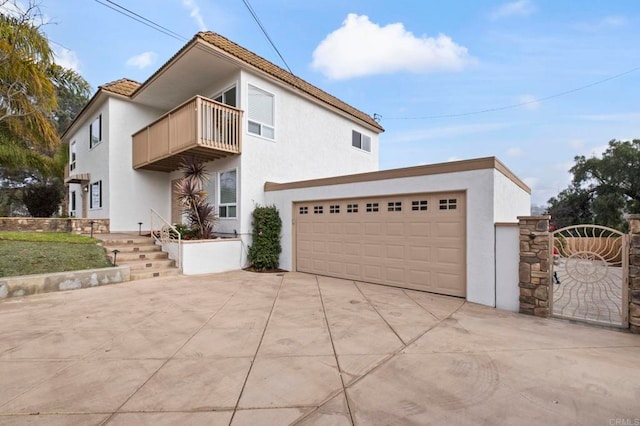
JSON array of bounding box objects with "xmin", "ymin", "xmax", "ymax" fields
[
  {"xmin": 22, "ymin": 183, "xmax": 63, "ymax": 217},
  {"xmin": 248, "ymin": 205, "xmax": 282, "ymax": 270}
]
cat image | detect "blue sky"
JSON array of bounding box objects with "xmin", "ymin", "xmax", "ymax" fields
[{"xmin": 33, "ymin": 0, "xmax": 640, "ymax": 206}]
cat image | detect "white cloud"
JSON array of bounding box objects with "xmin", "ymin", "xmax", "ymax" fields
[
  {"xmin": 506, "ymin": 147, "xmax": 526, "ymax": 157},
  {"xmin": 126, "ymin": 51, "xmax": 158, "ymax": 69},
  {"xmin": 586, "ymin": 144, "xmax": 609, "ymax": 158},
  {"xmin": 518, "ymin": 94, "xmax": 540, "ymax": 110},
  {"xmin": 567, "ymin": 139, "xmax": 585, "ymax": 149},
  {"xmin": 53, "ymin": 47, "xmax": 80, "ymax": 71},
  {"xmin": 574, "ymin": 15, "xmax": 627, "ymax": 32},
  {"xmin": 182, "ymin": 0, "xmax": 207, "ymax": 31},
  {"xmin": 490, "ymin": 0, "xmax": 535, "ymax": 19},
  {"xmin": 311, "ymin": 14, "xmax": 475, "ymax": 80},
  {"xmin": 447, "ymin": 156, "xmax": 462, "ymax": 162}
]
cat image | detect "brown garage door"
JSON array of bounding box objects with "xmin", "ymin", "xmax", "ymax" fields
[{"xmin": 295, "ymin": 192, "xmax": 466, "ymax": 297}]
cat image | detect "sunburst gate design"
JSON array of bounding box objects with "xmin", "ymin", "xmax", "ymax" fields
[{"xmin": 551, "ymin": 225, "xmax": 628, "ymax": 328}]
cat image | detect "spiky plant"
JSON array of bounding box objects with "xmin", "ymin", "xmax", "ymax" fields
[{"xmin": 175, "ymin": 156, "xmax": 217, "ymax": 239}]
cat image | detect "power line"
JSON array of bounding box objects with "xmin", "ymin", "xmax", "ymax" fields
[
  {"xmin": 384, "ymin": 65, "xmax": 640, "ymax": 120},
  {"xmin": 93, "ymin": 0, "xmax": 187, "ymax": 42},
  {"xmin": 240, "ymin": 0, "xmax": 295, "ymax": 76}
]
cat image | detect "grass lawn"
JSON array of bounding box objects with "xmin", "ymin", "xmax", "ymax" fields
[{"xmin": 0, "ymin": 232, "xmax": 112, "ymax": 277}]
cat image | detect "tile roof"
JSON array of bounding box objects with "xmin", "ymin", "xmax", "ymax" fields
[
  {"xmin": 196, "ymin": 32, "xmax": 384, "ymax": 132},
  {"xmin": 100, "ymin": 78, "xmax": 141, "ymax": 97}
]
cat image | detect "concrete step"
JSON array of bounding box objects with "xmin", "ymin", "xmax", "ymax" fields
[
  {"xmin": 120, "ymin": 258, "xmax": 176, "ymax": 271},
  {"xmin": 101, "ymin": 244, "xmax": 162, "ymax": 254},
  {"xmin": 99, "ymin": 237, "xmax": 156, "ymax": 247},
  {"xmin": 108, "ymin": 251, "xmax": 169, "ymax": 262},
  {"xmin": 130, "ymin": 268, "xmax": 182, "ymax": 280}
]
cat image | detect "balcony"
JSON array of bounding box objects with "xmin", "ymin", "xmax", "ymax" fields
[{"xmin": 132, "ymin": 96, "xmax": 242, "ymax": 172}]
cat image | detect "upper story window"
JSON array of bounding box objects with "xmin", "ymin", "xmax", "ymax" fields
[
  {"xmin": 70, "ymin": 141, "xmax": 77, "ymax": 171},
  {"xmin": 352, "ymin": 130, "xmax": 371, "ymax": 152},
  {"xmin": 214, "ymin": 86, "xmax": 236, "ymax": 107},
  {"xmin": 219, "ymin": 169, "xmax": 237, "ymax": 218},
  {"xmin": 90, "ymin": 115, "xmax": 102, "ymax": 149},
  {"xmin": 248, "ymin": 85, "xmax": 274, "ymax": 140}
]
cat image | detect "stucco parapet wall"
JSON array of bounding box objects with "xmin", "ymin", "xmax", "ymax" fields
[
  {"xmin": 0, "ymin": 218, "xmax": 109, "ymax": 234},
  {"xmin": 264, "ymin": 157, "xmax": 530, "ymax": 194},
  {"xmin": 0, "ymin": 266, "xmax": 130, "ymax": 299}
]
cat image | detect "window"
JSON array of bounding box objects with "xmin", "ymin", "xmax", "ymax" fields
[
  {"xmin": 90, "ymin": 181, "xmax": 102, "ymax": 209},
  {"xmin": 70, "ymin": 191, "xmax": 76, "ymax": 214},
  {"xmin": 70, "ymin": 141, "xmax": 77, "ymax": 171},
  {"xmin": 439, "ymin": 199, "xmax": 458, "ymax": 210},
  {"xmin": 89, "ymin": 115, "xmax": 101, "ymax": 148},
  {"xmin": 299, "ymin": 206, "xmax": 309, "ymax": 215},
  {"xmin": 388, "ymin": 201, "xmax": 402, "ymax": 212},
  {"xmin": 329, "ymin": 205, "xmax": 340, "ymax": 214},
  {"xmin": 352, "ymin": 130, "xmax": 371, "ymax": 152},
  {"xmin": 248, "ymin": 85, "xmax": 274, "ymax": 139},
  {"xmin": 412, "ymin": 200, "xmax": 428, "ymax": 211},
  {"xmin": 219, "ymin": 170, "xmax": 237, "ymax": 218},
  {"xmin": 366, "ymin": 202, "xmax": 379, "ymax": 212},
  {"xmin": 214, "ymin": 86, "xmax": 236, "ymax": 107},
  {"xmin": 314, "ymin": 206, "xmax": 324, "ymax": 214},
  {"xmin": 347, "ymin": 204, "xmax": 358, "ymax": 213}
]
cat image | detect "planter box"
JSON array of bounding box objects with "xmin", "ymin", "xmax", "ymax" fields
[{"xmin": 163, "ymin": 238, "xmax": 244, "ymax": 275}]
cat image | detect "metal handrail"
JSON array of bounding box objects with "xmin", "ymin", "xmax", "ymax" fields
[{"xmin": 150, "ymin": 208, "xmax": 181, "ymax": 269}]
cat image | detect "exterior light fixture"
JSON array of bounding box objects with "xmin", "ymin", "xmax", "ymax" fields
[{"xmin": 112, "ymin": 249, "xmax": 120, "ymax": 266}]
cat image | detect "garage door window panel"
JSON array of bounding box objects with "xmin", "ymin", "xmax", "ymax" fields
[
  {"xmin": 439, "ymin": 198, "xmax": 457, "ymax": 210},
  {"xmin": 412, "ymin": 200, "xmax": 428, "ymax": 211},
  {"xmin": 388, "ymin": 201, "xmax": 402, "ymax": 212}
]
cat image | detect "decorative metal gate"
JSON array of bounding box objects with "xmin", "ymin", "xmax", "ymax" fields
[{"xmin": 551, "ymin": 225, "xmax": 628, "ymax": 328}]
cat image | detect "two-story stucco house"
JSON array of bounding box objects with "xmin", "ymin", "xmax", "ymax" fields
[
  {"xmin": 64, "ymin": 32, "xmax": 383, "ymax": 236},
  {"xmin": 64, "ymin": 31, "xmax": 531, "ymax": 309}
]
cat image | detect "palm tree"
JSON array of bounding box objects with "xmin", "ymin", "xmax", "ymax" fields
[
  {"xmin": 0, "ymin": 2, "xmax": 90, "ymax": 216},
  {"xmin": 0, "ymin": 2, "xmax": 90, "ymax": 168},
  {"xmin": 175, "ymin": 157, "xmax": 217, "ymax": 239}
]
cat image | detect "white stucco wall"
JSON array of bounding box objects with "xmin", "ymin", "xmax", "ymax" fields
[
  {"xmin": 238, "ymin": 70, "xmax": 381, "ymax": 236},
  {"xmin": 265, "ymin": 168, "xmax": 497, "ymax": 306},
  {"xmin": 108, "ymin": 98, "xmax": 169, "ymax": 232},
  {"xmin": 65, "ymin": 100, "xmax": 110, "ymax": 220},
  {"xmin": 493, "ymin": 169, "xmax": 531, "ymax": 222},
  {"xmin": 495, "ymin": 223, "xmax": 521, "ymax": 311},
  {"xmin": 179, "ymin": 239, "xmax": 244, "ymax": 275}
]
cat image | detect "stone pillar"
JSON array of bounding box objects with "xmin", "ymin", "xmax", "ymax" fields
[
  {"xmin": 518, "ymin": 216, "xmax": 551, "ymax": 317},
  {"xmin": 628, "ymin": 214, "xmax": 640, "ymax": 334}
]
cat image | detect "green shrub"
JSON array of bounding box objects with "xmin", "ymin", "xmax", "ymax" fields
[
  {"xmin": 248, "ymin": 205, "xmax": 282, "ymax": 270},
  {"xmin": 22, "ymin": 183, "xmax": 63, "ymax": 217}
]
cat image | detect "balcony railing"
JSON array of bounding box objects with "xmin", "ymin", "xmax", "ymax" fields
[{"xmin": 132, "ymin": 96, "xmax": 242, "ymax": 172}]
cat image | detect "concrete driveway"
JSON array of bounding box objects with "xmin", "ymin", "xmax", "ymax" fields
[{"xmin": 0, "ymin": 271, "xmax": 638, "ymax": 425}]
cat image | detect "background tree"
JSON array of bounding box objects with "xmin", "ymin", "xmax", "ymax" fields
[
  {"xmin": 546, "ymin": 185, "xmax": 593, "ymax": 229},
  {"xmin": 547, "ymin": 139, "xmax": 640, "ymax": 231}
]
